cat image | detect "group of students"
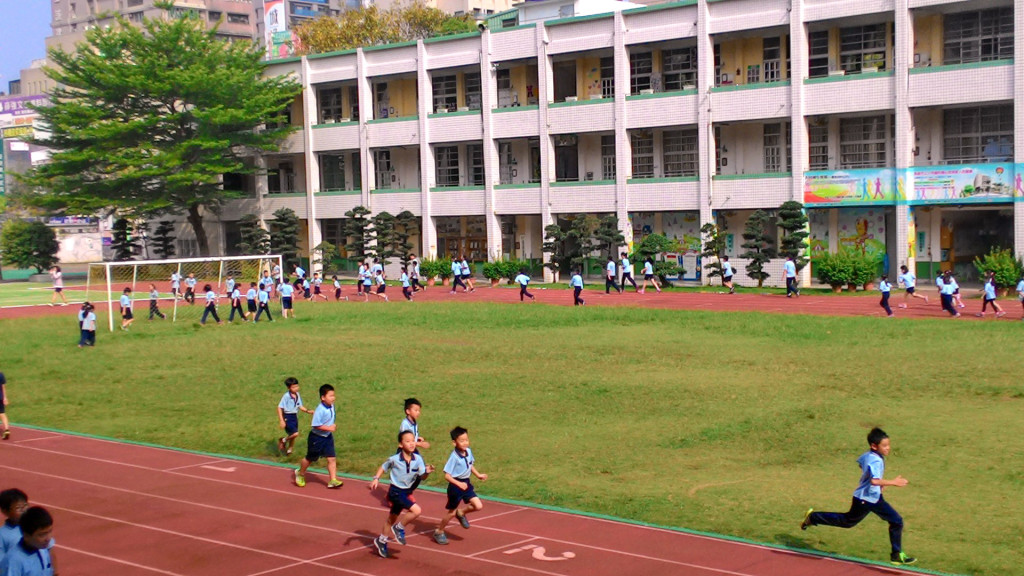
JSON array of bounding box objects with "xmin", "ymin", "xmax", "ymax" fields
[
  {"xmin": 876, "ymin": 265, "xmax": 1024, "ymax": 319},
  {"xmin": 276, "ymin": 381, "xmax": 487, "ymax": 559},
  {"xmin": 0, "ymin": 489, "xmax": 57, "ymax": 576},
  {"xmin": 601, "ymin": 253, "xmax": 664, "ymax": 295}
]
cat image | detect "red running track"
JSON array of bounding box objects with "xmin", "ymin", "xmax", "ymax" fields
[{"xmin": 0, "ymin": 427, "xmax": 930, "ymax": 576}]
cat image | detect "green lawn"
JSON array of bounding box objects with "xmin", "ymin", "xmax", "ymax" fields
[{"xmin": 1, "ymin": 301, "xmax": 1021, "ymax": 575}]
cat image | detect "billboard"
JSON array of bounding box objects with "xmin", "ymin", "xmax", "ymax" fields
[
  {"xmin": 264, "ymin": 0, "xmax": 291, "ymax": 59},
  {"xmin": 804, "ymin": 168, "xmax": 900, "ymax": 206},
  {"xmin": 805, "ymin": 164, "xmax": 1023, "ymax": 206},
  {"xmin": 909, "ymin": 163, "xmax": 1016, "ymax": 204}
]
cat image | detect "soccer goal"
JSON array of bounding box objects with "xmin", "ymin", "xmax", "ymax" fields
[{"xmin": 86, "ymin": 255, "xmax": 283, "ymax": 331}]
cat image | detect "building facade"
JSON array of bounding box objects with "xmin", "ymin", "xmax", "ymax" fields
[{"xmin": 215, "ymin": 0, "xmax": 1020, "ymax": 285}]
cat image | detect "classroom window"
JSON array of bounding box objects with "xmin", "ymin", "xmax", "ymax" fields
[
  {"xmin": 433, "ymin": 75, "xmax": 458, "ymax": 112},
  {"xmin": 375, "ymin": 150, "xmax": 393, "ymax": 189},
  {"xmin": 809, "ymin": 124, "xmax": 830, "ymax": 170},
  {"xmin": 467, "ymin": 143, "xmax": 485, "ymax": 186},
  {"xmin": 435, "ymin": 146, "xmax": 460, "ymax": 186},
  {"xmin": 226, "ymin": 13, "xmax": 249, "ymax": 24},
  {"xmin": 840, "ymin": 24, "xmax": 888, "ymax": 73},
  {"xmin": 764, "ymin": 124, "xmax": 783, "ymax": 173},
  {"xmin": 499, "ymin": 142, "xmax": 514, "ymax": 185},
  {"xmin": 601, "ymin": 135, "xmax": 616, "ymax": 180},
  {"xmin": 943, "ymin": 105, "xmax": 1014, "ymax": 164},
  {"xmin": 662, "ymin": 47, "xmax": 697, "ymax": 91},
  {"xmin": 464, "ymin": 73, "xmax": 482, "ymax": 110},
  {"xmin": 808, "ymin": 30, "xmax": 830, "ymax": 78},
  {"xmin": 630, "ymin": 132, "xmax": 654, "ymax": 179},
  {"xmin": 662, "ymin": 129, "xmax": 698, "ymax": 177},
  {"xmin": 763, "ymin": 37, "xmax": 782, "ymax": 83},
  {"xmin": 943, "ymin": 8, "xmax": 1014, "ymax": 65},
  {"xmin": 320, "ymin": 154, "xmax": 345, "ymax": 191},
  {"xmin": 600, "ymin": 57, "xmax": 615, "ymax": 98},
  {"xmin": 839, "ymin": 116, "xmax": 887, "ymax": 169},
  {"xmin": 630, "ymin": 52, "xmax": 653, "ymax": 94},
  {"xmin": 318, "ymin": 87, "xmax": 343, "ymax": 123}
]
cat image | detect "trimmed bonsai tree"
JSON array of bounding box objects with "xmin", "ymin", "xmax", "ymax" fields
[
  {"xmin": 777, "ymin": 201, "xmax": 809, "ymax": 271},
  {"xmin": 700, "ymin": 222, "xmax": 727, "ymax": 283},
  {"xmin": 740, "ymin": 210, "xmax": 776, "ymax": 288}
]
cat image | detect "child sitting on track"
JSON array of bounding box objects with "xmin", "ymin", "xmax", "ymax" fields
[{"xmin": 369, "ymin": 430, "xmax": 434, "ymax": 558}]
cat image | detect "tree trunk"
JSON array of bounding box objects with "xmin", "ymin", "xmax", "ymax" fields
[{"xmin": 187, "ymin": 204, "xmax": 211, "ymax": 256}]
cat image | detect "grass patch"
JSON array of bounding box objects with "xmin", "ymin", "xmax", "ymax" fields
[{"xmin": 1, "ymin": 301, "xmax": 1021, "ymax": 575}]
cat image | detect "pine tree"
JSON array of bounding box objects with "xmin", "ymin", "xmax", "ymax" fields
[
  {"xmin": 237, "ymin": 214, "xmax": 270, "ymax": 256},
  {"xmin": 343, "ymin": 206, "xmax": 373, "ymax": 262},
  {"xmin": 151, "ymin": 221, "xmax": 177, "ymax": 259},
  {"xmin": 110, "ymin": 218, "xmax": 139, "ymax": 261},
  {"xmin": 593, "ymin": 214, "xmax": 626, "ymax": 261},
  {"xmin": 542, "ymin": 223, "xmax": 567, "ymax": 273},
  {"xmin": 700, "ymin": 222, "xmax": 728, "ymax": 283},
  {"xmin": 18, "ymin": 2, "xmax": 302, "ymax": 255},
  {"xmin": 777, "ymin": 200, "xmax": 810, "ymax": 271},
  {"xmin": 371, "ymin": 211, "xmax": 398, "ymax": 265},
  {"xmin": 270, "ymin": 208, "xmax": 300, "ymax": 267},
  {"xmin": 394, "ymin": 210, "xmax": 418, "ymax": 258},
  {"xmin": 740, "ymin": 210, "xmax": 776, "ymax": 288}
]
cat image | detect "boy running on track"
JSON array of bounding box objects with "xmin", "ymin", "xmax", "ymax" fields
[
  {"xmin": 432, "ymin": 426, "xmax": 488, "ymax": 545},
  {"xmin": 896, "ymin": 265, "xmax": 927, "ymax": 308},
  {"xmin": 400, "ymin": 266, "xmax": 413, "ymax": 301},
  {"xmin": 515, "ymin": 268, "xmax": 535, "ymax": 302},
  {"xmin": 294, "ymin": 384, "xmax": 343, "ymax": 490},
  {"xmin": 977, "ymin": 271, "xmax": 1005, "ymax": 318},
  {"xmin": 409, "ymin": 255, "xmax": 425, "ymax": 292},
  {"xmin": 370, "ymin": 431, "xmax": 434, "ymax": 558},
  {"xmin": 721, "ymin": 256, "xmax": 735, "ymax": 294},
  {"xmin": 605, "ymin": 257, "xmax": 621, "ymax": 294},
  {"xmin": 639, "ymin": 258, "xmax": 661, "ymax": 294},
  {"xmin": 801, "ymin": 427, "xmax": 916, "ymax": 566},
  {"xmin": 460, "ymin": 256, "xmax": 476, "ymax": 293}
]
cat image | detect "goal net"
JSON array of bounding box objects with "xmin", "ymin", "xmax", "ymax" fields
[{"xmin": 85, "ymin": 255, "xmax": 283, "ymax": 331}]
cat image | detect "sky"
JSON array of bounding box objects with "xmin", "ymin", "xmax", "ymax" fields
[{"xmin": 0, "ymin": 0, "xmax": 53, "ymax": 95}]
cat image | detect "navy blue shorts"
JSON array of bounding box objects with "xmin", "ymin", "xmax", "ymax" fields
[
  {"xmin": 304, "ymin": 432, "xmax": 335, "ymax": 462},
  {"xmin": 122, "ymin": 308, "xmax": 133, "ymax": 320},
  {"xmin": 645, "ymin": 274, "xmax": 655, "ymax": 280},
  {"xmin": 376, "ymin": 284, "xmax": 386, "ymax": 294},
  {"xmin": 303, "ymin": 289, "xmax": 311, "ymax": 298},
  {"xmin": 283, "ymin": 413, "xmax": 299, "ymax": 435},
  {"xmin": 445, "ymin": 478, "xmax": 476, "ymax": 510},
  {"xmin": 282, "ymin": 297, "xmax": 293, "ymax": 309},
  {"xmin": 313, "ymin": 286, "xmax": 321, "ymax": 295},
  {"xmin": 906, "ymin": 287, "xmax": 915, "ymax": 294},
  {"xmin": 247, "ymin": 300, "xmax": 257, "ymax": 312},
  {"xmin": 387, "ymin": 484, "xmax": 417, "ymax": 515}
]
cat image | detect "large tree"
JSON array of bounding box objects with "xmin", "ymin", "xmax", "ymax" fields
[
  {"xmin": 776, "ymin": 200, "xmax": 810, "ymax": 271},
  {"xmin": 293, "ymin": 4, "xmax": 476, "ymax": 56},
  {"xmin": 740, "ymin": 210, "xmax": 776, "ymax": 288},
  {"xmin": 0, "ymin": 220, "xmax": 60, "ymax": 273},
  {"xmin": 18, "ymin": 2, "xmax": 302, "ymax": 256}
]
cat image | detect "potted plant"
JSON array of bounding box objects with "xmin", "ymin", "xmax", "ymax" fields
[
  {"xmin": 482, "ymin": 260, "xmax": 503, "ymax": 287},
  {"xmin": 974, "ymin": 247, "xmax": 1024, "ymax": 297},
  {"xmin": 418, "ymin": 258, "xmax": 444, "ymax": 287},
  {"xmin": 853, "ymin": 254, "xmax": 879, "ymax": 291},
  {"xmin": 436, "ymin": 257, "xmax": 453, "ymax": 286},
  {"xmin": 815, "ymin": 250, "xmax": 854, "ymax": 292}
]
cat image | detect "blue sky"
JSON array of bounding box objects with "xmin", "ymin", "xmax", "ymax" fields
[{"xmin": 1, "ymin": 0, "xmax": 52, "ymax": 94}]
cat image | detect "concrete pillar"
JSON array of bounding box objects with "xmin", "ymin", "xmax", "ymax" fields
[
  {"xmin": 416, "ymin": 41, "xmax": 438, "ymax": 258},
  {"xmin": 696, "ymin": 0, "xmax": 715, "ymax": 284},
  {"xmin": 537, "ymin": 24, "xmax": 556, "ymax": 281},
  {"xmin": 301, "ymin": 57, "xmax": 323, "ymax": 267},
  {"xmin": 789, "ymin": 0, "xmax": 811, "ymax": 286},
  {"xmin": 612, "ymin": 12, "xmax": 631, "ymax": 250},
  {"xmin": 356, "ymin": 49, "xmax": 372, "ymax": 205},
  {"xmin": 480, "ymin": 31, "xmax": 503, "ymax": 261},
  {"xmin": 1015, "ymin": 0, "xmax": 1024, "ymax": 260},
  {"xmin": 893, "ymin": 0, "xmax": 914, "ymax": 277}
]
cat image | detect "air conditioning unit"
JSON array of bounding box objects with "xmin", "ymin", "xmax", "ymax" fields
[
  {"xmin": 861, "ymin": 66, "xmax": 880, "ymax": 74},
  {"xmin": 640, "ymin": 89, "xmax": 654, "ymax": 95},
  {"xmin": 828, "ymin": 69, "xmax": 846, "ymax": 77},
  {"xmin": 565, "ymin": 96, "xmax": 578, "ymax": 102}
]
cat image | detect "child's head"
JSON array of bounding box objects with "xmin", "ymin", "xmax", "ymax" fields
[
  {"xmin": 123, "ymin": 287, "xmax": 132, "ymax": 294},
  {"xmin": 900, "ymin": 265, "xmax": 908, "ymax": 273},
  {"xmin": 318, "ymin": 384, "xmax": 335, "ymax": 406},
  {"xmin": 227, "ymin": 274, "xmax": 233, "ymax": 279},
  {"xmin": 880, "ymin": 275, "xmax": 887, "ymax": 282},
  {"xmin": 250, "ymin": 282, "xmax": 257, "ymax": 287},
  {"xmin": 314, "ymin": 273, "xmax": 320, "ymax": 278},
  {"xmin": 188, "ymin": 272, "xmax": 195, "ymax": 277},
  {"xmin": 404, "ymin": 397, "xmax": 421, "ymax": 421},
  {"xmin": 450, "ymin": 426, "xmax": 470, "ymax": 450},
  {"xmin": 332, "ymin": 275, "xmax": 338, "ymax": 280},
  {"xmin": 18, "ymin": 506, "xmax": 53, "ymax": 550},
  {"xmin": 149, "ymin": 283, "xmax": 157, "ymax": 290},
  {"xmin": 722, "ymin": 256, "xmax": 729, "ymax": 262},
  {"xmin": 203, "ymin": 284, "xmax": 212, "ymax": 292},
  {"xmin": 620, "ymin": 252, "xmax": 627, "ymax": 258},
  {"xmin": 398, "ymin": 430, "xmax": 417, "ymax": 453},
  {"xmin": 0, "ymin": 488, "xmax": 28, "ymax": 522},
  {"xmin": 285, "ymin": 377, "xmax": 299, "ymax": 393},
  {"xmin": 608, "ymin": 256, "xmax": 614, "ymax": 262},
  {"xmin": 52, "ymin": 266, "xmax": 61, "ymax": 272},
  {"xmin": 867, "ymin": 427, "xmax": 890, "ymax": 457}
]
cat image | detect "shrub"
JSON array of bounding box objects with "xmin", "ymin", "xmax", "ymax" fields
[
  {"xmin": 418, "ymin": 258, "xmax": 444, "ymax": 281},
  {"xmin": 815, "ymin": 250, "xmax": 855, "ymax": 288},
  {"xmin": 0, "ymin": 220, "xmax": 60, "ymax": 272},
  {"xmin": 973, "ymin": 248, "xmax": 1023, "ymax": 289}
]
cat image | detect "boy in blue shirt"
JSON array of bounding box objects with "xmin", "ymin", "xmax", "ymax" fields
[
  {"xmin": 400, "ymin": 398, "xmax": 430, "ymax": 453},
  {"xmin": 878, "ymin": 275, "xmax": 893, "ymax": 317},
  {"xmin": 897, "ymin": 265, "xmax": 927, "ymax": 308},
  {"xmin": 369, "ymin": 430, "xmax": 435, "ymax": 558},
  {"xmin": 784, "ymin": 256, "xmax": 799, "ymax": 297},
  {"xmin": 571, "ymin": 268, "xmax": 585, "ymax": 306},
  {"xmin": 432, "ymin": 426, "xmax": 488, "ymax": 545},
  {"xmin": 0, "ymin": 505, "xmax": 55, "ymax": 576},
  {"xmin": 514, "ymin": 268, "xmax": 535, "ymax": 302},
  {"xmin": 294, "ymin": 384, "xmax": 343, "ymax": 489},
  {"xmin": 977, "ymin": 270, "xmax": 1005, "ymax": 318},
  {"xmin": 119, "ymin": 287, "xmax": 134, "ymax": 330},
  {"xmin": 604, "ymin": 257, "xmax": 621, "ymax": 294},
  {"xmin": 279, "ymin": 281, "xmax": 295, "ymax": 318},
  {"xmin": 246, "ymin": 282, "xmax": 259, "ymax": 318},
  {"xmin": 801, "ymin": 427, "xmax": 916, "ymax": 566},
  {"xmin": 1, "ymin": 489, "xmax": 28, "ymax": 556},
  {"xmin": 620, "ymin": 252, "xmax": 638, "ymax": 292},
  {"xmin": 277, "ymin": 377, "xmax": 315, "ymax": 455},
  {"xmin": 254, "ymin": 286, "xmax": 273, "ymax": 322}
]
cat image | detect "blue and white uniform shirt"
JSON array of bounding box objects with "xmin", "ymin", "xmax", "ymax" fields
[
  {"xmin": 443, "ymin": 448, "xmax": 475, "ymax": 481},
  {"xmin": 381, "ymin": 452, "xmax": 428, "ymax": 490},
  {"xmin": 310, "ymin": 402, "xmax": 336, "ymax": 437},
  {"xmin": 853, "ymin": 450, "xmax": 884, "ymax": 503}
]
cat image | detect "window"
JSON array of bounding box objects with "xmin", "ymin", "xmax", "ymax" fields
[
  {"xmin": 714, "ymin": 126, "xmax": 722, "ymax": 174},
  {"xmin": 351, "ymin": 151, "xmax": 361, "ymax": 190},
  {"xmin": 943, "ymin": 105, "xmax": 1014, "ymax": 164},
  {"xmin": 499, "ymin": 142, "xmax": 514, "ymax": 184},
  {"xmin": 435, "ymin": 146, "xmax": 459, "ymax": 186},
  {"xmin": 600, "ymin": 57, "xmax": 614, "ymax": 98},
  {"xmin": 601, "ymin": 135, "xmax": 616, "ymax": 180},
  {"xmin": 319, "ymin": 87, "xmax": 342, "ymax": 123},
  {"xmin": 375, "ymin": 150, "xmax": 393, "ymax": 189},
  {"xmin": 840, "ymin": 116, "xmax": 888, "ymax": 169},
  {"xmin": 432, "ymin": 75, "xmax": 457, "ymax": 112},
  {"xmin": 663, "ymin": 129, "xmax": 698, "ymax": 177},
  {"xmin": 809, "ymin": 124, "xmax": 829, "ymax": 170},
  {"xmin": 464, "ymin": 73, "xmax": 482, "ymax": 110},
  {"xmin": 944, "ymin": 8, "xmax": 1013, "ymax": 65},
  {"xmin": 209, "ymin": 11, "xmax": 222, "ymax": 21},
  {"xmin": 629, "ymin": 52, "xmax": 653, "ymax": 94},
  {"xmin": 764, "ymin": 124, "xmax": 783, "ymax": 173},
  {"xmin": 840, "ymin": 24, "xmax": 887, "ymax": 73},
  {"xmin": 496, "ymin": 69, "xmax": 512, "ymax": 108},
  {"xmin": 808, "ymin": 30, "xmax": 830, "ymax": 78},
  {"xmin": 467, "ymin": 143, "xmax": 484, "ymax": 186},
  {"xmin": 320, "ymin": 154, "xmax": 345, "ymax": 191},
  {"xmin": 662, "ymin": 47, "xmax": 697, "ymax": 91},
  {"xmin": 127, "ymin": 0, "xmax": 143, "ymax": 6},
  {"xmin": 630, "ymin": 132, "xmax": 654, "ymax": 179},
  {"xmin": 713, "ymin": 44, "xmax": 722, "ymax": 85},
  {"xmin": 763, "ymin": 37, "xmax": 781, "ymax": 83},
  {"xmin": 348, "ymin": 86, "xmax": 359, "ymax": 120},
  {"xmin": 554, "ymin": 135, "xmax": 579, "ymax": 182},
  {"xmin": 746, "ymin": 64, "xmax": 761, "ymax": 84},
  {"xmin": 322, "ymin": 219, "xmax": 347, "ymax": 248},
  {"xmin": 128, "ymin": 11, "xmax": 143, "ymax": 23},
  {"xmin": 227, "ymin": 13, "xmax": 249, "ymax": 24},
  {"xmin": 268, "ymin": 162, "xmax": 294, "ymax": 194}
]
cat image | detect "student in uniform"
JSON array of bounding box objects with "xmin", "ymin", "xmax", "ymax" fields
[
  {"xmin": 460, "ymin": 255, "xmax": 476, "ymax": 292},
  {"xmin": 571, "ymin": 268, "xmax": 585, "ymax": 306},
  {"xmin": 878, "ymin": 275, "xmax": 893, "ymax": 317},
  {"xmin": 721, "ymin": 256, "xmax": 735, "ymax": 294},
  {"xmin": 514, "ymin": 268, "xmax": 535, "ymax": 302},
  {"xmin": 620, "ymin": 252, "xmax": 638, "ymax": 292},
  {"xmin": 276, "ymin": 377, "xmax": 315, "ymax": 455},
  {"xmin": 784, "ymin": 256, "xmax": 799, "ymax": 297},
  {"xmin": 0, "ymin": 506, "xmax": 56, "ymax": 576},
  {"xmin": 639, "ymin": 258, "xmax": 661, "ymax": 294},
  {"xmin": 369, "ymin": 266, "xmax": 389, "ymax": 302},
  {"xmin": 301, "ymin": 277, "xmax": 311, "ymax": 300},
  {"xmin": 939, "ymin": 271, "xmax": 960, "ymax": 317},
  {"xmin": 311, "ymin": 273, "xmax": 327, "ymax": 302},
  {"xmin": 147, "ymin": 283, "xmax": 166, "ymax": 320},
  {"xmin": 48, "ymin": 266, "xmax": 68, "ymax": 307},
  {"xmin": 897, "ymin": 265, "xmax": 928, "ymax": 308},
  {"xmin": 400, "ymin": 398, "xmax": 430, "ymax": 453},
  {"xmin": 360, "ymin": 264, "xmax": 374, "ymax": 300},
  {"xmin": 78, "ymin": 302, "xmax": 97, "ymax": 347},
  {"xmin": 294, "ymin": 384, "xmax": 344, "ymax": 490},
  {"xmin": 369, "ymin": 431, "xmax": 435, "ymax": 559},
  {"xmin": 1016, "ymin": 273, "xmax": 1024, "ymax": 321},
  {"xmin": 254, "ymin": 285, "xmax": 274, "ymax": 322},
  {"xmin": 409, "ymin": 255, "xmax": 425, "ymax": 292},
  {"xmin": 279, "ymin": 280, "xmax": 295, "ymax": 318},
  {"xmin": 332, "ymin": 275, "xmax": 347, "ymax": 301},
  {"xmin": 293, "ymin": 264, "xmax": 306, "ymax": 291},
  {"xmin": 228, "ymin": 283, "xmax": 247, "ymax": 323},
  {"xmin": 357, "ymin": 262, "xmax": 367, "ymax": 296},
  {"xmin": 400, "ymin": 266, "xmax": 413, "ymax": 301},
  {"xmin": 977, "ymin": 270, "xmax": 1005, "ymax": 318},
  {"xmin": 224, "ymin": 274, "xmax": 236, "ymax": 297},
  {"xmin": 200, "ymin": 284, "xmax": 222, "ymax": 325},
  {"xmin": 119, "ymin": 287, "xmax": 134, "ymax": 330},
  {"xmin": 246, "ymin": 282, "xmax": 259, "ymax": 318},
  {"xmin": 184, "ymin": 273, "xmax": 197, "ymax": 304},
  {"xmin": 605, "ymin": 257, "xmax": 621, "ymax": 294},
  {"xmin": 450, "ymin": 259, "xmax": 467, "ymax": 293},
  {"xmin": 432, "ymin": 426, "xmax": 488, "ymax": 545},
  {"xmin": 170, "ymin": 270, "xmax": 182, "ymax": 300}
]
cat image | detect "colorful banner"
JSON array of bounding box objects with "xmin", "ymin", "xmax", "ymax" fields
[
  {"xmin": 910, "ymin": 163, "xmax": 1016, "ymax": 203},
  {"xmin": 264, "ymin": 0, "xmax": 291, "ymax": 59},
  {"xmin": 804, "ymin": 168, "xmax": 900, "ymax": 205}
]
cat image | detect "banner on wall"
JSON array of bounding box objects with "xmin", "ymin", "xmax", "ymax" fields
[
  {"xmin": 910, "ymin": 163, "xmax": 1017, "ymax": 203},
  {"xmin": 804, "ymin": 168, "xmax": 900, "ymax": 205},
  {"xmin": 264, "ymin": 0, "xmax": 291, "ymax": 59}
]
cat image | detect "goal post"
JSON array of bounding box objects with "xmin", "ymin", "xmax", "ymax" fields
[{"xmin": 86, "ymin": 255, "xmax": 283, "ymax": 331}]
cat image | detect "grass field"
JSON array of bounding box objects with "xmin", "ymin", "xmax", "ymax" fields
[{"xmin": 1, "ymin": 300, "xmax": 1022, "ymax": 575}]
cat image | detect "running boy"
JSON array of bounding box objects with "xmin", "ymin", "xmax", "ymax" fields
[
  {"xmin": 294, "ymin": 384, "xmax": 343, "ymax": 489},
  {"xmin": 0, "ymin": 372, "xmax": 8, "ymax": 440},
  {"xmin": 897, "ymin": 265, "xmax": 927, "ymax": 308},
  {"xmin": 460, "ymin": 256, "xmax": 476, "ymax": 292},
  {"xmin": 801, "ymin": 427, "xmax": 916, "ymax": 566},
  {"xmin": 514, "ymin": 268, "xmax": 535, "ymax": 302},
  {"xmin": 605, "ymin": 257, "xmax": 621, "ymax": 294},
  {"xmin": 277, "ymin": 377, "xmax": 315, "ymax": 455},
  {"xmin": 432, "ymin": 426, "xmax": 488, "ymax": 545},
  {"xmin": 400, "ymin": 398, "xmax": 430, "ymax": 452},
  {"xmin": 571, "ymin": 268, "xmax": 585, "ymax": 306},
  {"xmin": 721, "ymin": 256, "xmax": 735, "ymax": 294},
  {"xmin": 332, "ymin": 275, "xmax": 347, "ymax": 301},
  {"xmin": 878, "ymin": 275, "xmax": 893, "ymax": 317},
  {"xmin": 200, "ymin": 284, "xmax": 222, "ymax": 325},
  {"xmin": 119, "ymin": 287, "xmax": 134, "ymax": 330},
  {"xmin": 400, "ymin": 266, "xmax": 413, "ymax": 301},
  {"xmin": 640, "ymin": 258, "xmax": 661, "ymax": 294},
  {"xmin": 148, "ymin": 283, "xmax": 166, "ymax": 320},
  {"xmin": 0, "ymin": 505, "xmax": 55, "ymax": 576},
  {"xmin": 450, "ymin": 259, "xmax": 467, "ymax": 293},
  {"xmin": 371, "ymin": 265, "xmax": 389, "ymax": 302},
  {"xmin": 0, "ymin": 488, "xmax": 28, "ymax": 554},
  {"xmin": 409, "ymin": 255, "xmax": 425, "ymax": 292},
  {"xmin": 939, "ymin": 271, "xmax": 960, "ymax": 317},
  {"xmin": 977, "ymin": 270, "xmax": 1005, "ymax": 318},
  {"xmin": 369, "ymin": 431, "xmax": 435, "ymax": 558},
  {"xmin": 620, "ymin": 252, "xmax": 638, "ymax": 292}
]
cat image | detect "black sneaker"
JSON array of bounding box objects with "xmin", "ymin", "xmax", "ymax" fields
[
  {"xmin": 890, "ymin": 552, "xmax": 917, "ymax": 565},
  {"xmin": 800, "ymin": 508, "xmax": 813, "ymax": 530},
  {"xmin": 373, "ymin": 537, "xmax": 389, "ymax": 558}
]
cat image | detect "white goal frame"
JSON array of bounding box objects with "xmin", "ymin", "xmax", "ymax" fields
[{"xmin": 86, "ymin": 254, "xmax": 283, "ymax": 332}]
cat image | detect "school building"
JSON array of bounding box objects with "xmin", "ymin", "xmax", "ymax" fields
[{"xmin": 189, "ymin": 0, "xmax": 1023, "ymax": 285}]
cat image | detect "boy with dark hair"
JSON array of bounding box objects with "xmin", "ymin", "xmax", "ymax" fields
[
  {"xmin": 784, "ymin": 256, "xmax": 799, "ymax": 298},
  {"xmin": 277, "ymin": 377, "xmax": 315, "ymax": 455},
  {"xmin": 0, "ymin": 488, "xmax": 29, "ymax": 555},
  {"xmin": 119, "ymin": 287, "xmax": 134, "ymax": 330},
  {"xmin": 0, "ymin": 504, "xmax": 55, "ymax": 576},
  {"xmin": 294, "ymin": 384, "xmax": 343, "ymax": 489},
  {"xmin": 400, "ymin": 398, "xmax": 430, "ymax": 452},
  {"xmin": 605, "ymin": 257, "xmax": 621, "ymax": 294},
  {"xmin": 801, "ymin": 427, "xmax": 916, "ymax": 565},
  {"xmin": 571, "ymin": 268, "xmax": 585, "ymax": 306},
  {"xmin": 514, "ymin": 268, "xmax": 535, "ymax": 302},
  {"xmin": 0, "ymin": 372, "xmax": 8, "ymax": 440},
  {"xmin": 369, "ymin": 431, "xmax": 435, "ymax": 558},
  {"xmin": 432, "ymin": 426, "xmax": 488, "ymax": 545},
  {"xmin": 620, "ymin": 252, "xmax": 638, "ymax": 292}
]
